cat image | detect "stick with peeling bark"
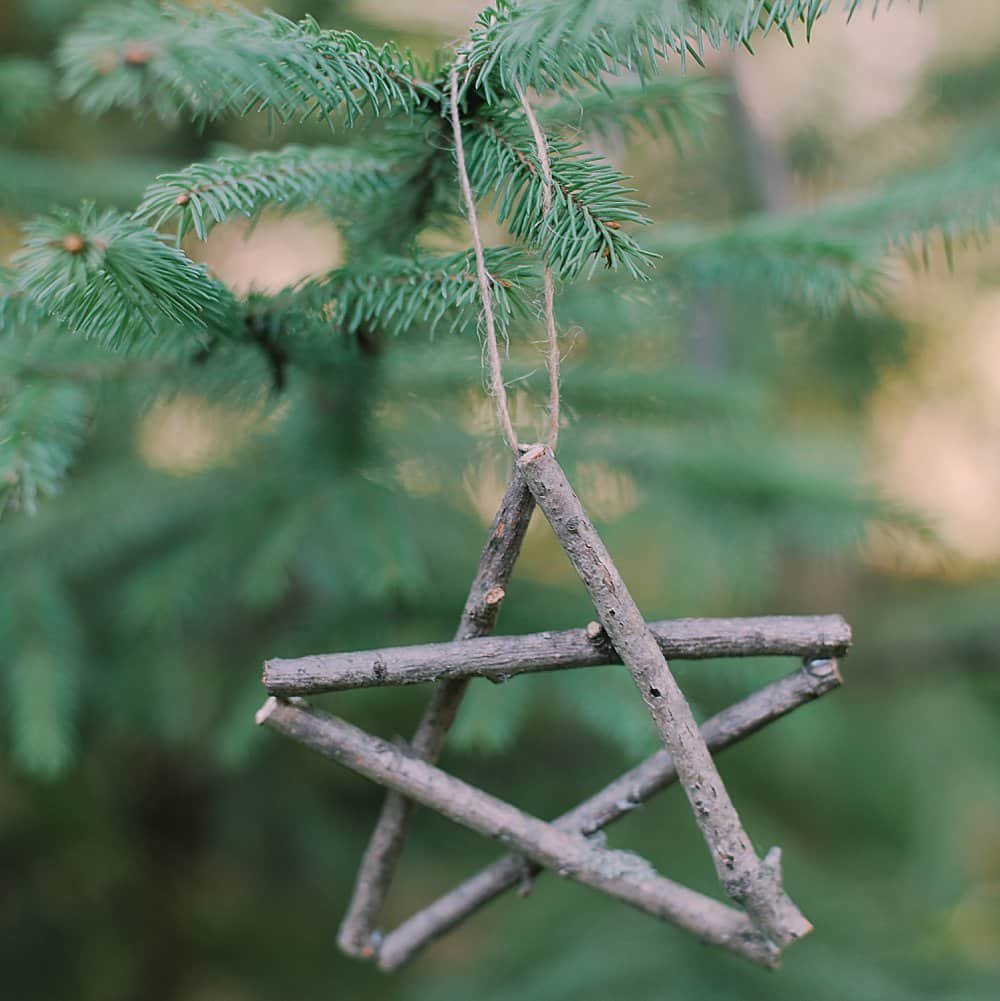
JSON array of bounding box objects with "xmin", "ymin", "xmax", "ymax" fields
[
  {"xmin": 375, "ymin": 658, "xmax": 841, "ymax": 972},
  {"xmin": 264, "ymin": 614, "xmax": 850, "ymax": 695},
  {"xmin": 257, "ymin": 697, "xmax": 780, "ymax": 969},
  {"xmin": 517, "ymin": 444, "xmax": 811, "ymax": 948},
  {"xmin": 336, "ymin": 471, "xmax": 534, "ymax": 958}
]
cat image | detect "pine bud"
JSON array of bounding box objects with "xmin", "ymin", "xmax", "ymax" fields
[{"xmin": 123, "ymin": 42, "xmax": 154, "ymax": 67}]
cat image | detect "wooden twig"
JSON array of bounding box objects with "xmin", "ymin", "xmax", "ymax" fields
[
  {"xmin": 257, "ymin": 697, "xmax": 780, "ymax": 969},
  {"xmin": 264, "ymin": 614, "xmax": 850, "ymax": 695},
  {"xmin": 376, "ymin": 659, "xmax": 841, "ymax": 972},
  {"xmin": 336, "ymin": 471, "xmax": 535, "ymax": 958},
  {"xmin": 517, "ymin": 444, "xmax": 811, "ymax": 947}
]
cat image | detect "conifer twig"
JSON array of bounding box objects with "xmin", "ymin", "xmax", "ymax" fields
[
  {"xmin": 257, "ymin": 697, "xmax": 780, "ymax": 969},
  {"xmin": 263, "ymin": 613, "xmax": 850, "ymax": 694},
  {"xmin": 336, "ymin": 470, "xmax": 534, "ymax": 959},
  {"xmin": 376, "ymin": 659, "xmax": 842, "ymax": 971},
  {"xmin": 516, "ymin": 443, "xmax": 812, "ymax": 947}
]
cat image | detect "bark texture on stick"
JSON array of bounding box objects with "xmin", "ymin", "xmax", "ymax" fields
[
  {"xmin": 517, "ymin": 444, "xmax": 811, "ymax": 947},
  {"xmin": 337, "ymin": 471, "xmax": 534, "ymax": 958},
  {"xmin": 376, "ymin": 659, "xmax": 839, "ymax": 970},
  {"xmin": 264, "ymin": 614, "xmax": 850, "ymax": 695},
  {"xmin": 257, "ymin": 697, "xmax": 779, "ymax": 968}
]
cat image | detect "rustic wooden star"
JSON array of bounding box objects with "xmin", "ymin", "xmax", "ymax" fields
[{"xmin": 257, "ymin": 445, "xmax": 851, "ymax": 971}]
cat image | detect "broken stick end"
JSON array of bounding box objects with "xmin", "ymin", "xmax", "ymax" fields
[
  {"xmin": 804, "ymin": 657, "xmax": 843, "ymax": 693},
  {"xmin": 255, "ymin": 697, "xmax": 279, "ymax": 726},
  {"xmin": 518, "ymin": 443, "xmax": 548, "ymax": 465}
]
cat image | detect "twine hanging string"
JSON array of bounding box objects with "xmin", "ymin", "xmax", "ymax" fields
[
  {"xmin": 449, "ymin": 65, "xmax": 519, "ymax": 454},
  {"xmin": 516, "ymin": 83, "xmax": 560, "ymax": 452},
  {"xmin": 449, "ymin": 65, "xmax": 561, "ymax": 453}
]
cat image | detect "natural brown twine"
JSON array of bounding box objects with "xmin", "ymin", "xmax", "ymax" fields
[
  {"xmin": 516, "ymin": 83, "xmax": 560, "ymax": 451},
  {"xmin": 449, "ymin": 65, "xmax": 562, "ymax": 454},
  {"xmin": 449, "ymin": 65, "xmax": 520, "ymax": 454}
]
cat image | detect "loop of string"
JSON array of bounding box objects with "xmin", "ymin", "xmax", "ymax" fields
[
  {"xmin": 449, "ymin": 65, "xmax": 519, "ymax": 454},
  {"xmin": 516, "ymin": 83, "xmax": 560, "ymax": 452},
  {"xmin": 449, "ymin": 64, "xmax": 561, "ymax": 455}
]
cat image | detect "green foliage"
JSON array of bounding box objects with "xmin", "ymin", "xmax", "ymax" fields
[
  {"xmin": 540, "ymin": 75, "xmax": 725, "ymax": 148},
  {"xmin": 0, "ymin": 150, "xmax": 166, "ymax": 216},
  {"xmin": 285, "ymin": 247, "xmax": 536, "ymax": 339},
  {"xmin": 0, "ymin": 379, "xmax": 90, "ymax": 517},
  {"xmin": 1, "ymin": 570, "xmax": 82, "ymax": 776},
  {"xmin": 135, "ymin": 145, "xmax": 400, "ymax": 241},
  {"xmin": 58, "ymin": 1, "xmax": 433, "ymax": 126},
  {"xmin": 647, "ymin": 221, "xmax": 886, "ymax": 312},
  {"xmin": 465, "ymin": 110, "xmax": 654, "ymax": 277},
  {"xmin": 12, "ymin": 204, "xmax": 234, "ymax": 347},
  {"xmin": 0, "ymin": 267, "xmax": 48, "ymax": 335},
  {"xmin": 642, "ymin": 141, "xmax": 1000, "ymax": 311},
  {"xmin": 466, "ymin": 1, "xmax": 868, "ymax": 100},
  {"xmin": 0, "ymin": 58, "xmax": 52, "ymax": 133},
  {"xmin": 809, "ymin": 143, "xmax": 1000, "ymax": 267},
  {"xmin": 1, "ymin": 5, "xmax": 999, "ymax": 999}
]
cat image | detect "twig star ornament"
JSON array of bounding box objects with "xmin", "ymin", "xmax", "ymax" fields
[
  {"xmin": 256, "ymin": 67, "xmax": 851, "ymax": 973},
  {"xmin": 257, "ymin": 457, "xmax": 850, "ymax": 970}
]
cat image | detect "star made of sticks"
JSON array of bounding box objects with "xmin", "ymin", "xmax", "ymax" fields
[{"xmin": 256, "ymin": 444, "xmax": 851, "ymax": 972}]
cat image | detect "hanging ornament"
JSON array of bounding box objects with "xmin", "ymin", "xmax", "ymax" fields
[{"xmin": 256, "ymin": 59, "xmax": 852, "ymax": 974}]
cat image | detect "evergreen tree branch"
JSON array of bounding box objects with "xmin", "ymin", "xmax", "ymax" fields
[
  {"xmin": 0, "ymin": 150, "xmax": 167, "ymax": 216},
  {"xmin": 58, "ymin": 1, "xmax": 434, "ymax": 127},
  {"xmin": 0, "ymin": 380, "xmax": 90, "ymax": 518},
  {"xmin": 465, "ymin": 1, "xmax": 873, "ymax": 100},
  {"xmin": 539, "ymin": 75, "xmax": 724, "ymax": 149},
  {"xmin": 12, "ymin": 204, "xmax": 236, "ymax": 348},
  {"xmin": 0, "ymin": 268, "xmax": 50, "ymax": 336},
  {"xmin": 1, "ymin": 571, "xmax": 82, "ymax": 777},
  {"xmin": 464, "ymin": 110, "xmax": 655, "ymax": 278},
  {"xmin": 647, "ymin": 223, "xmax": 886, "ymax": 312},
  {"xmin": 0, "ymin": 57, "xmax": 53, "ymax": 132},
  {"xmin": 380, "ymin": 350, "xmax": 768, "ymax": 422},
  {"xmin": 135, "ymin": 145, "xmax": 401, "ymax": 241},
  {"xmin": 644, "ymin": 144, "xmax": 1000, "ymax": 310},
  {"xmin": 274, "ymin": 247, "xmax": 537, "ymax": 340},
  {"xmin": 806, "ymin": 143, "xmax": 1000, "ymax": 266}
]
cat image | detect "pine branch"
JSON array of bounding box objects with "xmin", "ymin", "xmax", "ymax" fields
[
  {"xmin": 135, "ymin": 145, "xmax": 401, "ymax": 241},
  {"xmin": 644, "ymin": 143, "xmax": 1000, "ymax": 311},
  {"xmin": 1, "ymin": 571, "xmax": 82, "ymax": 777},
  {"xmin": 539, "ymin": 76, "xmax": 724, "ymax": 149},
  {"xmin": 12, "ymin": 205, "xmax": 235, "ymax": 348},
  {"xmin": 465, "ymin": 1, "xmax": 869, "ymax": 100},
  {"xmin": 617, "ymin": 426, "xmax": 889, "ymax": 531},
  {"xmin": 0, "ymin": 57, "xmax": 52, "ymax": 132},
  {"xmin": 464, "ymin": 110, "xmax": 655, "ymax": 278},
  {"xmin": 58, "ymin": 1, "xmax": 434, "ymax": 127},
  {"xmin": 646, "ymin": 223, "xmax": 886, "ymax": 313},
  {"xmin": 274, "ymin": 247, "xmax": 537, "ymax": 340},
  {"xmin": 376, "ymin": 343, "xmax": 767, "ymax": 422},
  {"xmin": 0, "ymin": 381, "xmax": 90, "ymax": 518},
  {"xmin": 0, "ymin": 150, "xmax": 165, "ymax": 216},
  {"xmin": 0, "ymin": 268, "xmax": 50, "ymax": 336},
  {"xmin": 807, "ymin": 143, "xmax": 1000, "ymax": 267}
]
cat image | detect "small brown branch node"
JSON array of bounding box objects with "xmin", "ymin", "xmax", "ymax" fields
[
  {"xmin": 123, "ymin": 41, "xmax": 155, "ymax": 66},
  {"xmin": 61, "ymin": 234, "xmax": 86, "ymax": 254}
]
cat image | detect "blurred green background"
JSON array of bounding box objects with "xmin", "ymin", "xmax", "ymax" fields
[{"xmin": 2, "ymin": 2, "xmax": 1000, "ymax": 999}]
